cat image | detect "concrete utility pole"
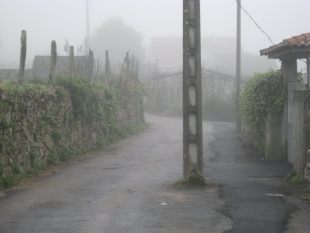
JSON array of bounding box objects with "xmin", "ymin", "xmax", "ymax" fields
[
  {"xmin": 81, "ymin": 0, "xmax": 92, "ymax": 55},
  {"xmin": 18, "ymin": 30, "xmax": 27, "ymax": 85},
  {"xmin": 86, "ymin": 0, "xmax": 90, "ymax": 55},
  {"xmin": 236, "ymin": 0, "xmax": 242, "ymax": 132},
  {"xmin": 183, "ymin": 0, "xmax": 203, "ymax": 179}
]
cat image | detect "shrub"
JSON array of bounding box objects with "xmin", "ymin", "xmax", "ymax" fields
[
  {"xmin": 55, "ymin": 87, "xmax": 65, "ymax": 102},
  {"xmin": 47, "ymin": 148, "xmax": 58, "ymax": 165},
  {"xmin": 27, "ymin": 77, "xmax": 45, "ymax": 85},
  {"xmin": 56, "ymin": 75, "xmax": 107, "ymax": 124},
  {"xmin": 240, "ymin": 69, "xmax": 286, "ymax": 153},
  {"xmin": 59, "ymin": 146, "xmax": 72, "ymax": 162},
  {"xmin": 52, "ymin": 131, "xmax": 62, "ymax": 142}
]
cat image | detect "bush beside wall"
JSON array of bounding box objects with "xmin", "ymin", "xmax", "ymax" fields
[{"xmin": 0, "ymin": 76, "xmax": 144, "ymax": 188}]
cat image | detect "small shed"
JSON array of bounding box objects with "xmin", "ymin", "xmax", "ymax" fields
[{"xmin": 260, "ymin": 33, "xmax": 310, "ymax": 178}]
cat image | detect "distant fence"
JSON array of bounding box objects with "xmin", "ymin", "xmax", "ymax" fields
[
  {"xmin": 0, "ymin": 56, "xmax": 96, "ymax": 82},
  {"xmin": 0, "ymin": 69, "xmax": 32, "ymax": 82}
]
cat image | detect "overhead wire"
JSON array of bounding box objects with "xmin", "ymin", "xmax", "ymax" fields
[
  {"xmin": 235, "ymin": 0, "xmax": 275, "ymax": 46},
  {"xmin": 235, "ymin": 0, "xmax": 307, "ymax": 64}
]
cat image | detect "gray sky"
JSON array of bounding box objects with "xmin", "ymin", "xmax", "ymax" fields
[{"xmin": 0, "ymin": 0, "xmax": 309, "ymax": 70}]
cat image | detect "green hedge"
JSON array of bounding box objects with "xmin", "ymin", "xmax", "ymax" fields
[{"xmin": 240, "ymin": 69, "xmax": 286, "ymax": 152}]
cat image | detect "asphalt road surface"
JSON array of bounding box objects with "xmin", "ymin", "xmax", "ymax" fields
[{"xmin": 0, "ymin": 113, "xmax": 308, "ymax": 233}]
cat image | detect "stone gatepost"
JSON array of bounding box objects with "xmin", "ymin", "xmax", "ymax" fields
[
  {"xmin": 293, "ymin": 90, "xmax": 310, "ymax": 180},
  {"xmin": 265, "ymin": 112, "xmax": 282, "ymax": 161},
  {"xmin": 260, "ymin": 33, "xmax": 310, "ymax": 164},
  {"xmin": 183, "ymin": 0, "xmax": 203, "ymax": 179},
  {"xmin": 19, "ymin": 30, "xmax": 27, "ymax": 85}
]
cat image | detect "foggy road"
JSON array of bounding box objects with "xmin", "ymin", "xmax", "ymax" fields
[{"xmin": 0, "ymin": 113, "xmax": 307, "ymax": 232}]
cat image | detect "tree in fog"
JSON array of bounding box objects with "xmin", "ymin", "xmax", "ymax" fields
[{"xmin": 91, "ymin": 16, "xmax": 145, "ymax": 63}]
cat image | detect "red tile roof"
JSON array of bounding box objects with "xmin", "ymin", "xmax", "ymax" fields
[{"xmin": 260, "ymin": 33, "xmax": 310, "ymax": 57}]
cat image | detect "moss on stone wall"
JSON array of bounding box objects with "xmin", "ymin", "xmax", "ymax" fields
[{"xmin": 0, "ymin": 75, "xmax": 145, "ymax": 189}]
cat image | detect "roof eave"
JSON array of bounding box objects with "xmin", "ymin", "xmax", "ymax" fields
[{"xmin": 264, "ymin": 47, "xmax": 310, "ymax": 59}]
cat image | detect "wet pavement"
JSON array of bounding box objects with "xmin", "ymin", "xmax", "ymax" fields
[
  {"xmin": 208, "ymin": 123, "xmax": 296, "ymax": 233},
  {"xmin": 0, "ymin": 113, "xmax": 308, "ymax": 232}
]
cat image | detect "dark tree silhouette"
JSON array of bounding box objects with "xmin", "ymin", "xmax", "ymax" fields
[{"xmin": 91, "ymin": 16, "xmax": 145, "ymax": 63}]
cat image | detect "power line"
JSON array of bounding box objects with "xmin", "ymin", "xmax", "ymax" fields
[
  {"xmin": 235, "ymin": 0, "xmax": 275, "ymax": 45},
  {"xmin": 235, "ymin": 0, "xmax": 306, "ymax": 64}
]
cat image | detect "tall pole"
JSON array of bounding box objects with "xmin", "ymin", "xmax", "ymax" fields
[
  {"xmin": 86, "ymin": 0, "xmax": 90, "ymax": 55},
  {"xmin": 236, "ymin": 0, "xmax": 242, "ymax": 132},
  {"xmin": 183, "ymin": 0, "xmax": 203, "ymax": 179},
  {"xmin": 81, "ymin": 0, "xmax": 92, "ymax": 56}
]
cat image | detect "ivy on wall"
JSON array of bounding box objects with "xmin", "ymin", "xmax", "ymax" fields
[
  {"xmin": 240, "ymin": 69, "xmax": 287, "ymax": 152},
  {"xmin": 0, "ymin": 74, "xmax": 145, "ymax": 189}
]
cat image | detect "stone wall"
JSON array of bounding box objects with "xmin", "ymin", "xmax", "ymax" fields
[
  {"xmin": 304, "ymin": 151, "xmax": 310, "ymax": 182},
  {"xmin": 0, "ymin": 83, "xmax": 144, "ymax": 178},
  {"xmin": 291, "ymin": 90, "xmax": 310, "ymax": 181},
  {"xmin": 265, "ymin": 112, "xmax": 283, "ymax": 161}
]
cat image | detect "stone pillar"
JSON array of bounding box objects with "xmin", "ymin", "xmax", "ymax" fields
[
  {"xmin": 282, "ymin": 58, "xmax": 298, "ymax": 84},
  {"xmin": 281, "ymin": 58, "xmax": 298, "ymax": 162},
  {"xmin": 88, "ymin": 50, "xmax": 94, "ymax": 81},
  {"xmin": 69, "ymin": 46, "xmax": 74, "ymax": 76},
  {"xmin": 265, "ymin": 112, "xmax": 282, "ymax": 161},
  {"xmin": 183, "ymin": 0, "xmax": 203, "ymax": 179},
  {"xmin": 19, "ymin": 30, "xmax": 27, "ymax": 85},
  {"xmin": 50, "ymin": 40, "xmax": 57, "ymax": 81},
  {"xmin": 293, "ymin": 90, "xmax": 309, "ymax": 180}
]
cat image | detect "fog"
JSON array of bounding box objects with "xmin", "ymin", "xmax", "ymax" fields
[{"xmin": 0, "ymin": 0, "xmax": 309, "ymax": 72}]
